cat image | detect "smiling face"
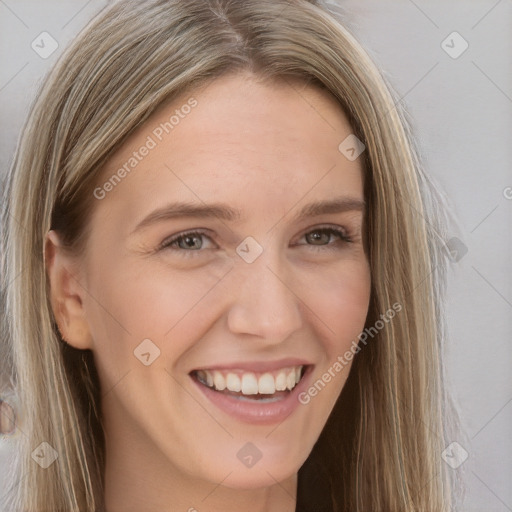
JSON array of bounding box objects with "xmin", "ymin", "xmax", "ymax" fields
[{"xmin": 48, "ymin": 71, "xmax": 371, "ymax": 507}]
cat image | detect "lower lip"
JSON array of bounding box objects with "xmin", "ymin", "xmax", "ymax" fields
[{"xmin": 191, "ymin": 367, "xmax": 313, "ymax": 425}]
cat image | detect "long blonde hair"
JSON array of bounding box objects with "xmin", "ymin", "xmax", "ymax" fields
[{"xmin": 1, "ymin": 0, "xmax": 460, "ymax": 510}]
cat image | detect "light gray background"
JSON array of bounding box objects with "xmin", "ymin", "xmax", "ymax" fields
[{"xmin": 0, "ymin": 1, "xmax": 511, "ymax": 511}]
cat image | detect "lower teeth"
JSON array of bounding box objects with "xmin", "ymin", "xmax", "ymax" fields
[
  {"xmin": 213, "ymin": 386, "xmax": 288, "ymax": 401},
  {"xmin": 235, "ymin": 395, "xmax": 283, "ymax": 403}
]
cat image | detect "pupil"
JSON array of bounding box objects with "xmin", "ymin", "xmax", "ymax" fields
[
  {"xmin": 183, "ymin": 235, "xmax": 201, "ymax": 249},
  {"xmin": 307, "ymin": 230, "xmax": 328, "ymax": 245}
]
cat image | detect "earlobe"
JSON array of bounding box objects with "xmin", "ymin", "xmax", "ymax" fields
[{"xmin": 44, "ymin": 230, "xmax": 93, "ymax": 350}]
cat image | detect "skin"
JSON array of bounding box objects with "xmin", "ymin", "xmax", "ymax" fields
[{"xmin": 45, "ymin": 71, "xmax": 371, "ymax": 512}]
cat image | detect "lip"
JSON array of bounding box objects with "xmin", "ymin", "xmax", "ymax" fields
[
  {"xmin": 190, "ymin": 364, "xmax": 314, "ymax": 425},
  {"xmin": 191, "ymin": 357, "xmax": 312, "ymax": 373}
]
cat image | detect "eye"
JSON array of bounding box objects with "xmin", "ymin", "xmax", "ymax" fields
[
  {"xmin": 158, "ymin": 225, "xmax": 354, "ymax": 258},
  {"xmin": 297, "ymin": 225, "xmax": 353, "ymax": 250},
  {"xmin": 158, "ymin": 229, "xmax": 216, "ymax": 256}
]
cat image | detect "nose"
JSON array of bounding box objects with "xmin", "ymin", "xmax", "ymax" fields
[{"xmin": 226, "ymin": 252, "xmax": 304, "ymax": 343}]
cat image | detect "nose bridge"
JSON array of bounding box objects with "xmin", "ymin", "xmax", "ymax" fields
[{"xmin": 226, "ymin": 246, "xmax": 303, "ymax": 341}]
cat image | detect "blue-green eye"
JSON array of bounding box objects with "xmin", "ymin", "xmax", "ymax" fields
[
  {"xmin": 158, "ymin": 225, "xmax": 353, "ymax": 257},
  {"xmin": 300, "ymin": 226, "xmax": 353, "ymax": 248},
  {"xmin": 159, "ymin": 230, "xmax": 214, "ymax": 252}
]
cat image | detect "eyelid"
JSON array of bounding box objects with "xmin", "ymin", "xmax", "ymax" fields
[
  {"xmin": 157, "ymin": 223, "xmax": 355, "ymax": 254},
  {"xmin": 294, "ymin": 223, "xmax": 353, "ymax": 244},
  {"xmin": 157, "ymin": 228, "xmax": 216, "ymax": 252}
]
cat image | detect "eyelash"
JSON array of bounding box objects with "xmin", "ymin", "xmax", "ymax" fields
[{"xmin": 157, "ymin": 225, "xmax": 354, "ymax": 258}]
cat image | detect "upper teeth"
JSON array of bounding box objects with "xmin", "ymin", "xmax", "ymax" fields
[{"xmin": 196, "ymin": 366, "xmax": 303, "ymax": 395}]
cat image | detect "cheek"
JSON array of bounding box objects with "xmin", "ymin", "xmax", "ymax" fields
[
  {"xmin": 292, "ymin": 261, "xmax": 370, "ymax": 420},
  {"xmin": 112, "ymin": 267, "xmax": 231, "ymax": 334},
  {"xmin": 84, "ymin": 249, "xmax": 370, "ymax": 365},
  {"xmin": 303, "ymin": 259, "xmax": 371, "ymax": 353},
  {"xmin": 82, "ymin": 254, "xmax": 233, "ymax": 371},
  {"xmin": 80, "ymin": 246, "xmax": 371, "ymax": 486}
]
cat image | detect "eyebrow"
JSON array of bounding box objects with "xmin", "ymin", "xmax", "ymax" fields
[{"xmin": 131, "ymin": 196, "xmax": 365, "ymax": 234}]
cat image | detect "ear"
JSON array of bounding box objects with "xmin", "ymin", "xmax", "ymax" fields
[{"xmin": 44, "ymin": 230, "xmax": 93, "ymax": 350}]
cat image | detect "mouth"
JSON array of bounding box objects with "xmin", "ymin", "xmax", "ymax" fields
[
  {"xmin": 189, "ymin": 363, "xmax": 313, "ymax": 424},
  {"xmin": 191, "ymin": 365, "xmax": 307, "ymax": 402}
]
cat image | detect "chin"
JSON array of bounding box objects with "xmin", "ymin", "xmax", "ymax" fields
[{"xmin": 218, "ymin": 462, "xmax": 300, "ymax": 490}]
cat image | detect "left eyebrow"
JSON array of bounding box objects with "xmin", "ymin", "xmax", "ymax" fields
[
  {"xmin": 130, "ymin": 196, "xmax": 365, "ymax": 235},
  {"xmin": 294, "ymin": 197, "xmax": 365, "ymax": 219}
]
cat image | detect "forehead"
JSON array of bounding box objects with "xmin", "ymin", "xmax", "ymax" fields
[{"xmin": 90, "ymin": 72, "xmax": 364, "ymax": 231}]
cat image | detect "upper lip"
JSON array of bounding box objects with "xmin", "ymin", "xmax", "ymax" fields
[{"xmin": 190, "ymin": 357, "xmax": 313, "ymax": 374}]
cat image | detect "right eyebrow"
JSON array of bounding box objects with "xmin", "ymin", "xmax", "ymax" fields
[{"xmin": 130, "ymin": 196, "xmax": 366, "ymax": 235}]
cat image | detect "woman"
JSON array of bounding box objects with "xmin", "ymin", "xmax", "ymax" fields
[{"xmin": 0, "ymin": 0, "xmax": 460, "ymax": 510}]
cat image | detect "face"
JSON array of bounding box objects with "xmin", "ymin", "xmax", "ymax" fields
[{"xmin": 52, "ymin": 72, "xmax": 371, "ymax": 492}]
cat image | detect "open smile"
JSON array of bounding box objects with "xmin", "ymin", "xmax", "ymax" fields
[{"xmin": 190, "ymin": 362, "xmax": 313, "ymax": 424}]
